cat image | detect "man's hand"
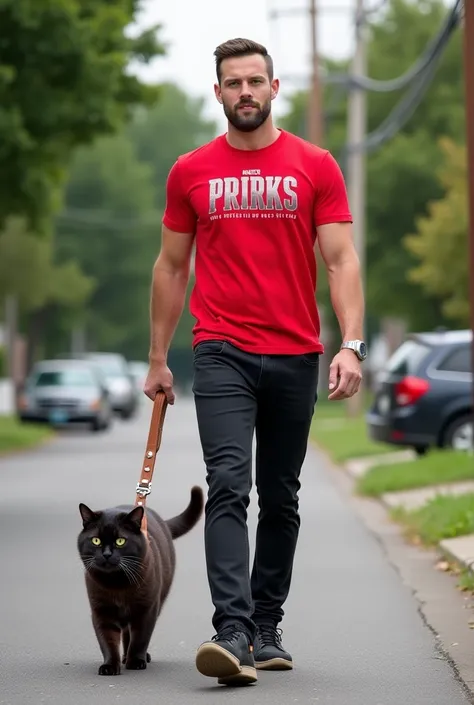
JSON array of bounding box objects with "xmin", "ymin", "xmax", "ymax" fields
[
  {"xmin": 144, "ymin": 361, "xmax": 175, "ymax": 405},
  {"xmin": 328, "ymin": 349, "xmax": 362, "ymax": 401}
]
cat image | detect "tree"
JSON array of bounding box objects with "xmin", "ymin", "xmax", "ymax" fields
[
  {"xmin": 278, "ymin": 0, "xmax": 465, "ymax": 332},
  {"xmin": 404, "ymin": 138, "xmax": 468, "ymax": 327},
  {"xmin": 127, "ymin": 82, "xmax": 217, "ymax": 211},
  {"xmin": 0, "ymin": 0, "xmax": 165, "ymax": 232},
  {"xmin": 126, "ymin": 82, "xmax": 217, "ymax": 353},
  {"xmin": 53, "ymin": 132, "xmax": 160, "ymax": 359},
  {"xmin": 49, "ymin": 83, "xmax": 217, "ymax": 362},
  {"xmin": 0, "ymin": 217, "xmax": 94, "ymax": 364}
]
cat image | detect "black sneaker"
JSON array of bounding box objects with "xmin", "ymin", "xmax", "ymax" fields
[
  {"xmin": 253, "ymin": 624, "xmax": 293, "ymax": 670},
  {"xmin": 195, "ymin": 625, "xmax": 257, "ymax": 686}
]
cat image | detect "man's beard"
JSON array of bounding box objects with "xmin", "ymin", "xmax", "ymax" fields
[{"xmin": 224, "ymin": 97, "xmax": 272, "ymax": 133}]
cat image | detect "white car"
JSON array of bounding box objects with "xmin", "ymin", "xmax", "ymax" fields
[{"xmin": 85, "ymin": 353, "xmax": 139, "ymax": 420}]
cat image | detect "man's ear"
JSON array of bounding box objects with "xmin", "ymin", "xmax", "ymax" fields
[
  {"xmin": 214, "ymin": 83, "xmax": 223, "ymax": 105},
  {"xmin": 270, "ymin": 78, "xmax": 280, "ymax": 101}
]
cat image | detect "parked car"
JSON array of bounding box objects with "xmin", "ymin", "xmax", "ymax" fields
[
  {"xmin": 128, "ymin": 360, "xmax": 149, "ymax": 393},
  {"xmin": 84, "ymin": 352, "xmax": 139, "ymax": 419},
  {"xmin": 367, "ymin": 329, "xmax": 473, "ymax": 455},
  {"xmin": 18, "ymin": 358, "xmax": 113, "ymax": 432}
]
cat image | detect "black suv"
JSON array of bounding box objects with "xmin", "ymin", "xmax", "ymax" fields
[{"xmin": 367, "ymin": 329, "xmax": 472, "ymax": 455}]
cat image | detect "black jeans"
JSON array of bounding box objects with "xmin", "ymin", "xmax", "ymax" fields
[{"xmin": 192, "ymin": 339, "xmax": 319, "ymax": 641}]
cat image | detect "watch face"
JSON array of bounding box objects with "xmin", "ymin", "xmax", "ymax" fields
[{"xmin": 359, "ymin": 342, "xmax": 367, "ymax": 358}]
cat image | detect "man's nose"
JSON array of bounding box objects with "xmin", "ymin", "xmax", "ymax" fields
[{"xmin": 239, "ymin": 84, "xmax": 253, "ymax": 98}]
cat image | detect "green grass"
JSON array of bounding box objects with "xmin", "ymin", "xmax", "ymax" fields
[
  {"xmin": 0, "ymin": 415, "xmax": 53, "ymax": 454},
  {"xmin": 457, "ymin": 566, "xmax": 474, "ymax": 593},
  {"xmin": 357, "ymin": 450, "xmax": 474, "ymax": 497},
  {"xmin": 392, "ymin": 493, "xmax": 474, "ymax": 546},
  {"xmin": 311, "ymin": 399, "xmax": 393, "ymax": 463}
]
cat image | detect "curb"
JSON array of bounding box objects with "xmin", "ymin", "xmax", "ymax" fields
[{"xmin": 313, "ymin": 441, "xmax": 474, "ymax": 581}]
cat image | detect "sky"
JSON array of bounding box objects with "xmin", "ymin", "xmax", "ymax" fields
[{"xmin": 130, "ymin": 0, "xmax": 359, "ymax": 133}]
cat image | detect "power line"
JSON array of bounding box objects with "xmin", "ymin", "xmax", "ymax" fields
[
  {"xmin": 329, "ymin": 0, "xmax": 463, "ymax": 92},
  {"xmin": 340, "ymin": 0, "xmax": 463, "ymax": 158},
  {"xmin": 343, "ymin": 41, "xmax": 442, "ymax": 156}
]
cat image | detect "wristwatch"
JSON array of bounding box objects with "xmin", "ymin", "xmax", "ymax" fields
[{"xmin": 340, "ymin": 340, "xmax": 367, "ymax": 361}]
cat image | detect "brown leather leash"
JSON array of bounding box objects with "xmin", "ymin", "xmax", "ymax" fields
[{"xmin": 134, "ymin": 391, "xmax": 168, "ymax": 536}]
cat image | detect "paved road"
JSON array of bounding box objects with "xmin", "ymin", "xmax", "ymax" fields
[{"xmin": 0, "ymin": 398, "xmax": 471, "ymax": 705}]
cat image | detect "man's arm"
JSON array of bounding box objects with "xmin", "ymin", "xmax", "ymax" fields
[
  {"xmin": 144, "ymin": 157, "xmax": 196, "ymax": 403},
  {"xmin": 316, "ymin": 223, "xmax": 364, "ymax": 400},
  {"xmin": 149, "ymin": 226, "xmax": 194, "ymax": 365},
  {"xmin": 316, "ymin": 222, "xmax": 364, "ymax": 342},
  {"xmin": 311, "ymin": 150, "xmax": 364, "ymax": 399}
]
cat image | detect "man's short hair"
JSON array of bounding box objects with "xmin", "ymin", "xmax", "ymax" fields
[{"xmin": 214, "ymin": 38, "xmax": 274, "ymax": 84}]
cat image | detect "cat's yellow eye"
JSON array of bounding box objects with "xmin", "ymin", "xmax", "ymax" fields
[
  {"xmin": 91, "ymin": 537, "xmax": 101, "ymax": 546},
  {"xmin": 115, "ymin": 538, "xmax": 126, "ymax": 547}
]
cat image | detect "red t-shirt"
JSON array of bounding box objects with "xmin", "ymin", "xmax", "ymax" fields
[{"xmin": 163, "ymin": 129, "xmax": 352, "ymax": 354}]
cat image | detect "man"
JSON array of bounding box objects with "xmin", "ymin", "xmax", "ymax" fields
[{"xmin": 144, "ymin": 38, "xmax": 366, "ymax": 687}]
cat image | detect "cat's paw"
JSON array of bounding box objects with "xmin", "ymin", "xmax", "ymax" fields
[
  {"xmin": 98, "ymin": 663, "xmax": 121, "ymax": 676},
  {"xmin": 125, "ymin": 656, "xmax": 147, "ymax": 670},
  {"xmin": 122, "ymin": 652, "xmax": 150, "ymax": 664}
]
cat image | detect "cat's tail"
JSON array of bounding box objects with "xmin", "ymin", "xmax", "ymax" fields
[{"xmin": 166, "ymin": 486, "xmax": 204, "ymax": 540}]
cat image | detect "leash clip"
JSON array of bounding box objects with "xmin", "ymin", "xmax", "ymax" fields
[{"xmin": 136, "ymin": 480, "xmax": 152, "ymax": 497}]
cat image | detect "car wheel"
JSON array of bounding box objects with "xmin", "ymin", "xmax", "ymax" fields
[
  {"xmin": 443, "ymin": 415, "xmax": 473, "ymax": 452},
  {"xmin": 91, "ymin": 417, "xmax": 106, "ymax": 432},
  {"xmin": 120, "ymin": 405, "xmax": 136, "ymax": 420}
]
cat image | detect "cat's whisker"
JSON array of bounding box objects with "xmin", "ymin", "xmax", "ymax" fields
[
  {"xmin": 120, "ymin": 561, "xmax": 140, "ymax": 587},
  {"xmin": 82, "ymin": 557, "xmax": 95, "ymax": 574},
  {"xmin": 121, "ymin": 556, "xmax": 143, "ymax": 564},
  {"xmin": 122, "ymin": 559, "xmax": 144, "ymax": 572},
  {"xmin": 121, "ymin": 558, "xmax": 144, "ymax": 586},
  {"xmin": 121, "ymin": 559, "xmax": 142, "ymax": 581}
]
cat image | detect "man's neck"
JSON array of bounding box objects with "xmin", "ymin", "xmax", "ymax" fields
[{"xmin": 226, "ymin": 119, "xmax": 281, "ymax": 151}]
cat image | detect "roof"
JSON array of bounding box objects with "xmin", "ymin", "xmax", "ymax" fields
[
  {"xmin": 33, "ymin": 358, "xmax": 96, "ymax": 370},
  {"xmin": 409, "ymin": 329, "xmax": 472, "ymax": 346}
]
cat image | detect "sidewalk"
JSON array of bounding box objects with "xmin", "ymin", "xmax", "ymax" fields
[{"xmin": 343, "ymin": 450, "xmax": 474, "ymax": 584}]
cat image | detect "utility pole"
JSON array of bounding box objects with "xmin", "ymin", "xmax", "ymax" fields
[
  {"xmin": 4, "ymin": 294, "xmax": 18, "ymax": 406},
  {"xmin": 307, "ymin": 0, "xmax": 324, "ymax": 146},
  {"xmin": 306, "ymin": 0, "xmax": 333, "ymax": 394},
  {"xmin": 346, "ymin": 0, "xmax": 367, "ymax": 418},
  {"xmin": 463, "ymin": 0, "xmax": 474, "ymax": 446}
]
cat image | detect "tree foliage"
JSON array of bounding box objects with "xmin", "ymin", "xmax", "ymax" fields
[
  {"xmin": 42, "ymin": 83, "xmax": 216, "ymax": 361},
  {"xmin": 52, "ymin": 133, "xmax": 160, "ymax": 358},
  {"xmin": 127, "ymin": 82, "xmax": 217, "ymax": 211},
  {"xmin": 0, "ymin": 216, "xmax": 94, "ymax": 324},
  {"xmin": 404, "ymin": 138, "xmax": 469, "ymax": 326},
  {"xmin": 278, "ymin": 0, "xmax": 465, "ymax": 332},
  {"xmin": 0, "ymin": 0, "xmax": 165, "ymax": 231}
]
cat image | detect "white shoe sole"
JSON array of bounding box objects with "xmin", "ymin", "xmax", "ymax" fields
[{"xmin": 196, "ymin": 643, "xmax": 258, "ymax": 685}]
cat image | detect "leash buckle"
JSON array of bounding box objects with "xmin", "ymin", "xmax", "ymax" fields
[{"xmin": 136, "ymin": 480, "xmax": 152, "ymax": 497}]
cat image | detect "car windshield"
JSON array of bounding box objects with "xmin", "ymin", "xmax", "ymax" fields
[
  {"xmin": 34, "ymin": 368, "xmax": 96, "ymax": 387},
  {"xmin": 384, "ymin": 340, "xmax": 431, "ymax": 377},
  {"xmin": 88, "ymin": 357, "xmax": 126, "ymax": 378}
]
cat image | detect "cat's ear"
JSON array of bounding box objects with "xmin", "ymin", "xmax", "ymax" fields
[
  {"xmin": 79, "ymin": 503, "xmax": 100, "ymax": 527},
  {"xmin": 124, "ymin": 505, "xmax": 145, "ymax": 532}
]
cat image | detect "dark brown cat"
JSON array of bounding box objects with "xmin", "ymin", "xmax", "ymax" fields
[{"xmin": 77, "ymin": 486, "xmax": 204, "ymax": 676}]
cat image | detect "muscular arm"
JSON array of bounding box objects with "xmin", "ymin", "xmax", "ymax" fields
[
  {"xmin": 316, "ymin": 222, "xmax": 364, "ymax": 342},
  {"xmin": 149, "ymin": 226, "xmax": 194, "ymax": 364}
]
